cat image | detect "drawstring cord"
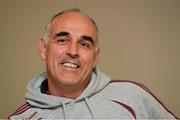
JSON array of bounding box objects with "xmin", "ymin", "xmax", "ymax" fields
[
  {"xmin": 48, "ymin": 99, "xmax": 93, "ymax": 119},
  {"xmin": 61, "ymin": 100, "xmax": 67, "ymax": 120},
  {"xmin": 85, "ymin": 98, "xmax": 95, "ymax": 119}
]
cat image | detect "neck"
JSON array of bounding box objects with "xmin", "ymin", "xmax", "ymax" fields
[{"xmin": 47, "ymin": 78, "xmax": 90, "ymax": 99}]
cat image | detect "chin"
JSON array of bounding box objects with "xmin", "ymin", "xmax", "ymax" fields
[{"xmin": 59, "ymin": 78, "xmax": 81, "ymax": 86}]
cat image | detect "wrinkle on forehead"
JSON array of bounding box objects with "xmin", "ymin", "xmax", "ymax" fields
[{"xmin": 50, "ymin": 12, "xmax": 98, "ymax": 45}]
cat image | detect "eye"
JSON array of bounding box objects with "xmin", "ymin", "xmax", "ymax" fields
[
  {"xmin": 56, "ymin": 37, "xmax": 68, "ymax": 45},
  {"xmin": 80, "ymin": 41, "xmax": 92, "ymax": 49}
]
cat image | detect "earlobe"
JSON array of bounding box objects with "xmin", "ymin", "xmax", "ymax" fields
[{"xmin": 38, "ymin": 38, "xmax": 47, "ymax": 61}]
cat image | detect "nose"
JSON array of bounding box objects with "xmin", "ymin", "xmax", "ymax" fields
[{"xmin": 66, "ymin": 42, "xmax": 79, "ymax": 58}]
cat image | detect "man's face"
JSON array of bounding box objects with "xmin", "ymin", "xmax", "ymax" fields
[{"xmin": 39, "ymin": 12, "xmax": 99, "ymax": 87}]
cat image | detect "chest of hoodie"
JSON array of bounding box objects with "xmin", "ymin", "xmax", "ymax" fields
[{"xmin": 16, "ymin": 95, "xmax": 135, "ymax": 119}]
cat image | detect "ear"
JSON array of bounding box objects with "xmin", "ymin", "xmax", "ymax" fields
[
  {"xmin": 38, "ymin": 38, "xmax": 47, "ymax": 61},
  {"xmin": 93, "ymin": 48, "xmax": 100, "ymax": 68}
]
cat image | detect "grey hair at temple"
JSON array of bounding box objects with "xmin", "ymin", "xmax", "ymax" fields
[{"xmin": 43, "ymin": 8, "xmax": 99, "ymax": 46}]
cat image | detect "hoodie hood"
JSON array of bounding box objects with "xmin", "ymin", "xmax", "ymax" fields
[{"xmin": 25, "ymin": 68, "xmax": 111, "ymax": 108}]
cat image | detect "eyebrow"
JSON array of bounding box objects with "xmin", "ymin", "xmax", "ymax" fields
[
  {"xmin": 81, "ymin": 35, "xmax": 95, "ymax": 45},
  {"xmin": 54, "ymin": 31, "xmax": 70, "ymax": 39},
  {"xmin": 54, "ymin": 31, "xmax": 95, "ymax": 45}
]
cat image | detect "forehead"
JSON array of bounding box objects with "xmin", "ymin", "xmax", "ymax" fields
[{"xmin": 50, "ymin": 12, "xmax": 98, "ymax": 41}]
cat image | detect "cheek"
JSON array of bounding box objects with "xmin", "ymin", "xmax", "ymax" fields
[
  {"xmin": 46, "ymin": 46, "xmax": 65, "ymax": 60},
  {"xmin": 83, "ymin": 53, "xmax": 97, "ymax": 67}
]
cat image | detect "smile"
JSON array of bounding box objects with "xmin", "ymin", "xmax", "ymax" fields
[{"xmin": 61, "ymin": 62, "xmax": 80, "ymax": 69}]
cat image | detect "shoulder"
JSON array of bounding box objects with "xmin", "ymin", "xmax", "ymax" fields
[
  {"xmin": 108, "ymin": 79, "xmax": 165, "ymax": 107},
  {"xmin": 103, "ymin": 79, "xmax": 155, "ymax": 102},
  {"xmin": 106, "ymin": 80, "xmax": 178, "ymax": 119},
  {"xmin": 109, "ymin": 80, "xmax": 153, "ymax": 94},
  {"xmin": 8, "ymin": 103, "xmax": 32, "ymax": 119}
]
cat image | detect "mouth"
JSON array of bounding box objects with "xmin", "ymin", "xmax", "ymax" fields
[{"xmin": 60, "ymin": 62, "xmax": 80, "ymax": 69}]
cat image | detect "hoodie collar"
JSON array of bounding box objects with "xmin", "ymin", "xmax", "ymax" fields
[{"xmin": 25, "ymin": 68, "xmax": 111, "ymax": 108}]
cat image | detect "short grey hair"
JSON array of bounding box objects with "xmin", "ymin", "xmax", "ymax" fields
[{"xmin": 43, "ymin": 8, "xmax": 99, "ymax": 47}]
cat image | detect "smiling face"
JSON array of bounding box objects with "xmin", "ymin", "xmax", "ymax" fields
[{"xmin": 39, "ymin": 11, "xmax": 99, "ymax": 91}]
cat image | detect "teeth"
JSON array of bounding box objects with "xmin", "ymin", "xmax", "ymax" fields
[{"xmin": 63, "ymin": 63, "xmax": 78, "ymax": 68}]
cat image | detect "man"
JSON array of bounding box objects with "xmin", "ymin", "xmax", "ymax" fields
[{"xmin": 9, "ymin": 8, "xmax": 178, "ymax": 119}]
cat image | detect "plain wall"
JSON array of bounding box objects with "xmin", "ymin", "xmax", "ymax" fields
[
  {"xmin": 0, "ymin": 0, "xmax": 179, "ymax": 118},
  {"xmin": 179, "ymin": 3, "xmax": 180, "ymax": 111},
  {"xmin": 178, "ymin": 3, "xmax": 180, "ymax": 113},
  {"xmin": 0, "ymin": 0, "xmax": 2, "ymax": 117}
]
